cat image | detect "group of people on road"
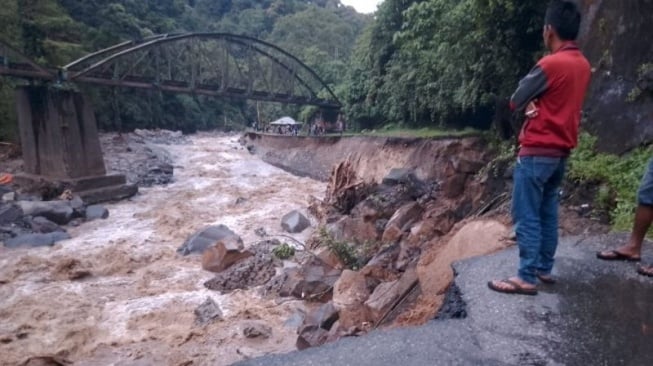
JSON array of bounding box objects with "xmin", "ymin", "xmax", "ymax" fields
[{"xmin": 488, "ymin": 0, "xmax": 652, "ymax": 296}]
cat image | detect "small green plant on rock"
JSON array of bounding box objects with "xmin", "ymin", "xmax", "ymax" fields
[
  {"xmin": 317, "ymin": 228, "xmax": 361, "ymax": 270},
  {"xmin": 272, "ymin": 243, "xmax": 295, "ymax": 260}
]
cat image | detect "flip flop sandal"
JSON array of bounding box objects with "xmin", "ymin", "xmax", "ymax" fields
[
  {"xmin": 637, "ymin": 264, "xmax": 653, "ymax": 277},
  {"xmin": 488, "ymin": 279, "xmax": 538, "ymax": 296},
  {"xmin": 536, "ymin": 274, "xmax": 556, "ymax": 284},
  {"xmin": 596, "ymin": 250, "xmax": 641, "ymax": 262}
]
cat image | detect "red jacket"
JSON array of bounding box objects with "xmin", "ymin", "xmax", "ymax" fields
[{"xmin": 510, "ymin": 42, "xmax": 591, "ymax": 156}]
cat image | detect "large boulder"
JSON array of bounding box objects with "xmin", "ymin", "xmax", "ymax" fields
[
  {"xmin": 277, "ymin": 258, "xmax": 342, "ymax": 302},
  {"xmin": 85, "ymin": 205, "xmax": 109, "ymax": 221},
  {"xmin": 201, "ymin": 237, "xmax": 253, "ymax": 273},
  {"xmin": 4, "ymin": 232, "xmax": 71, "ymax": 248},
  {"xmin": 364, "ymin": 267, "xmax": 418, "ymax": 322},
  {"xmin": 16, "ymin": 201, "xmax": 74, "ymax": 225},
  {"xmin": 303, "ymin": 302, "xmax": 340, "ymax": 331},
  {"xmin": 296, "ymin": 325, "xmax": 329, "ymax": 350},
  {"xmin": 381, "ymin": 202, "xmax": 424, "ymax": 243},
  {"xmin": 177, "ymin": 225, "xmax": 242, "ymax": 255},
  {"xmin": 327, "ymin": 216, "xmax": 381, "ymax": 244},
  {"xmin": 332, "ymin": 270, "xmax": 371, "ymax": 309},
  {"xmin": 281, "ymin": 210, "xmax": 311, "ymax": 233},
  {"xmin": 29, "ymin": 216, "xmax": 65, "ymax": 234},
  {"xmin": 0, "ymin": 203, "xmax": 22, "ymax": 225},
  {"xmin": 194, "ymin": 297, "xmax": 223, "ymax": 326},
  {"xmin": 203, "ymin": 243, "xmax": 276, "ymax": 293}
]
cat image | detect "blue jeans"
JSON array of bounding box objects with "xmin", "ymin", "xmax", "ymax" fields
[{"xmin": 512, "ymin": 156, "xmax": 567, "ymax": 284}]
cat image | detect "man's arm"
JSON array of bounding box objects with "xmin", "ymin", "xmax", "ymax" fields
[{"xmin": 510, "ymin": 65, "xmax": 548, "ymax": 111}]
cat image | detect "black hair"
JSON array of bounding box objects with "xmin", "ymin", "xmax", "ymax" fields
[{"xmin": 545, "ymin": 0, "xmax": 582, "ymax": 41}]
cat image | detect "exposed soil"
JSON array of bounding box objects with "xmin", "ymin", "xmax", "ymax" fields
[{"xmin": 0, "ymin": 133, "xmax": 324, "ymax": 365}]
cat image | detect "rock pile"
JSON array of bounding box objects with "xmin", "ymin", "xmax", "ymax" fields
[
  {"xmin": 101, "ymin": 130, "xmax": 180, "ymax": 187},
  {"xmin": 0, "ymin": 190, "xmax": 110, "ymax": 248}
]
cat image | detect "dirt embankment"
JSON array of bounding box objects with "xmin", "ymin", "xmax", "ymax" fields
[{"xmin": 241, "ymin": 132, "xmax": 492, "ymax": 183}]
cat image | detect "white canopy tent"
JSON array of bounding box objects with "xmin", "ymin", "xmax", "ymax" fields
[{"xmin": 269, "ymin": 116, "xmax": 303, "ymax": 125}]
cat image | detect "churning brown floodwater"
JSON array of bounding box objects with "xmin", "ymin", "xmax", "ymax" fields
[{"xmin": 0, "ymin": 133, "xmax": 325, "ymax": 365}]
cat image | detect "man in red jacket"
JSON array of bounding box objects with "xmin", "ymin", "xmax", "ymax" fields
[{"xmin": 489, "ymin": 0, "xmax": 591, "ymax": 295}]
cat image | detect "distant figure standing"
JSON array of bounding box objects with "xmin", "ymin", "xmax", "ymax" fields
[{"xmin": 488, "ymin": 0, "xmax": 591, "ymax": 296}]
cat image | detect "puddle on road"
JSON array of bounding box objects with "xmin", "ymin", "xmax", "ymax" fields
[{"xmin": 554, "ymin": 268, "xmax": 653, "ymax": 365}]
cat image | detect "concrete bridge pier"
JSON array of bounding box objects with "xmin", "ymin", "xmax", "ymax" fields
[{"xmin": 13, "ymin": 86, "xmax": 137, "ymax": 203}]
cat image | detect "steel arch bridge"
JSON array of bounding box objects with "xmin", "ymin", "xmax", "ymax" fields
[{"xmin": 0, "ymin": 33, "xmax": 342, "ymax": 109}]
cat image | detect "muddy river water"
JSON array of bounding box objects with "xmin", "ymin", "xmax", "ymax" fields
[{"xmin": 0, "ymin": 133, "xmax": 325, "ymax": 365}]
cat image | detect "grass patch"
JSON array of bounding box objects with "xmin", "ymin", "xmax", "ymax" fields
[
  {"xmin": 568, "ymin": 132, "xmax": 651, "ymax": 231},
  {"xmin": 361, "ymin": 126, "xmax": 482, "ymax": 138}
]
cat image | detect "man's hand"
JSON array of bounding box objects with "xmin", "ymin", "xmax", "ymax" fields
[{"xmin": 525, "ymin": 99, "xmax": 539, "ymax": 119}]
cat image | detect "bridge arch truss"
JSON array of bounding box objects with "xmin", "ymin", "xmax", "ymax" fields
[{"xmin": 61, "ymin": 33, "xmax": 342, "ymax": 109}]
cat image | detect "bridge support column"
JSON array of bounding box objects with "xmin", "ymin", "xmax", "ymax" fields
[{"xmin": 14, "ymin": 86, "xmax": 137, "ymax": 203}]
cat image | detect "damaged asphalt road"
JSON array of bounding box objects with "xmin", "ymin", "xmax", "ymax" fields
[{"xmin": 238, "ymin": 233, "xmax": 653, "ymax": 366}]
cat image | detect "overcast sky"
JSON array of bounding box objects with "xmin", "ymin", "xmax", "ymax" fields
[{"xmin": 341, "ymin": 0, "xmax": 383, "ymax": 14}]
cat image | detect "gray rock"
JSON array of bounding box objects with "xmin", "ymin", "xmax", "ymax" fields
[
  {"xmin": 16, "ymin": 201, "xmax": 74, "ymax": 225},
  {"xmin": 4, "ymin": 232, "xmax": 71, "ymax": 248},
  {"xmin": 382, "ymin": 168, "xmax": 414, "ymax": 186},
  {"xmin": 86, "ymin": 205, "xmax": 109, "ymax": 221},
  {"xmin": 304, "ymin": 302, "xmax": 340, "ymax": 331},
  {"xmin": 281, "ymin": 210, "xmax": 311, "ymax": 233},
  {"xmin": 177, "ymin": 225, "xmax": 242, "ymax": 255},
  {"xmin": 243, "ymin": 322, "xmax": 272, "ymax": 339},
  {"xmin": 0, "ymin": 203, "xmax": 23, "ymax": 225},
  {"xmin": 194, "ymin": 297, "xmax": 223, "ymax": 326},
  {"xmin": 2, "ymin": 192, "xmax": 16, "ymax": 201},
  {"xmin": 30, "ymin": 216, "xmax": 65, "ymax": 234}
]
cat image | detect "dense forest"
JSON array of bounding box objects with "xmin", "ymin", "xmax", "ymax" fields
[{"xmin": 0, "ymin": 0, "xmax": 554, "ymax": 137}]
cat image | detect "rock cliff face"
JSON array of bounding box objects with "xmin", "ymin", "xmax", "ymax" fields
[{"xmin": 579, "ymin": 0, "xmax": 653, "ymax": 153}]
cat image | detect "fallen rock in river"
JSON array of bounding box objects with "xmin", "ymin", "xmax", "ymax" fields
[
  {"xmin": 201, "ymin": 237, "xmax": 253, "ymax": 273},
  {"xmin": 4, "ymin": 232, "xmax": 71, "ymax": 248},
  {"xmin": 85, "ymin": 205, "xmax": 109, "ymax": 221},
  {"xmin": 281, "ymin": 210, "xmax": 311, "ymax": 233},
  {"xmin": 0, "ymin": 203, "xmax": 23, "ymax": 225},
  {"xmin": 30, "ymin": 216, "xmax": 65, "ymax": 234},
  {"xmin": 194, "ymin": 297, "xmax": 223, "ymax": 326},
  {"xmin": 204, "ymin": 244, "xmax": 277, "ymax": 293},
  {"xmin": 16, "ymin": 201, "xmax": 74, "ymax": 225},
  {"xmin": 177, "ymin": 225, "xmax": 242, "ymax": 255},
  {"xmin": 243, "ymin": 321, "xmax": 272, "ymax": 339}
]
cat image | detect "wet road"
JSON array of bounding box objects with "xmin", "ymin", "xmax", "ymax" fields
[{"xmin": 239, "ymin": 233, "xmax": 653, "ymax": 366}]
